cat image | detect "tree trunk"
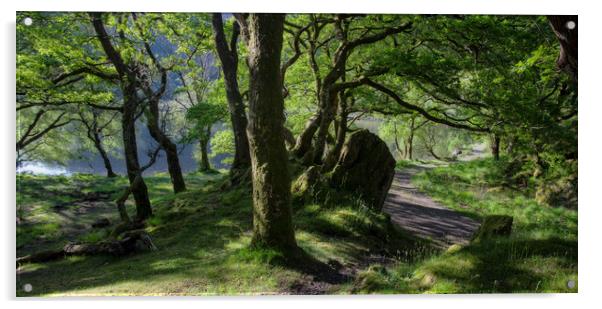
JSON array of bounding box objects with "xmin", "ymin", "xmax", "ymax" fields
[
  {"xmin": 83, "ymin": 113, "xmax": 117, "ymax": 178},
  {"xmin": 212, "ymin": 14, "xmax": 251, "ymax": 179},
  {"xmin": 428, "ymin": 146, "xmax": 442, "ymax": 161},
  {"xmin": 90, "ymin": 12, "xmax": 152, "ymax": 220},
  {"xmin": 292, "ymin": 113, "xmax": 321, "ymax": 158},
  {"xmin": 548, "ymin": 16, "xmax": 578, "ymax": 83},
  {"xmin": 246, "ymin": 13, "xmax": 297, "ymax": 251},
  {"xmin": 145, "ymin": 105, "xmax": 186, "ymax": 193},
  {"xmin": 199, "ymin": 126, "xmax": 211, "ymax": 172},
  {"xmin": 312, "ymin": 87, "xmax": 339, "ymax": 164},
  {"xmin": 93, "ymin": 134, "xmax": 117, "ymax": 178},
  {"xmin": 283, "ymin": 126, "xmax": 296, "ymax": 150},
  {"xmin": 393, "ymin": 122, "xmax": 405, "ymax": 160},
  {"xmin": 122, "ymin": 84, "xmax": 152, "ymax": 220},
  {"xmin": 322, "ymin": 91, "xmax": 348, "ymax": 171},
  {"xmin": 506, "ymin": 135, "xmax": 517, "ymax": 155},
  {"xmin": 405, "ymin": 117, "xmax": 415, "ymax": 160},
  {"xmin": 491, "ymin": 134, "xmax": 501, "ymax": 161}
]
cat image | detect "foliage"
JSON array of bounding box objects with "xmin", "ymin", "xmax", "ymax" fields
[{"xmin": 209, "ymin": 128, "xmax": 235, "ymax": 166}]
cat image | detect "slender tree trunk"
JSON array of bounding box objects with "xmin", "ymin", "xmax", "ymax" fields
[
  {"xmin": 199, "ymin": 126, "xmax": 211, "ymax": 172},
  {"xmin": 405, "ymin": 117, "xmax": 415, "ymax": 160},
  {"xmin": 491, "ymin": 134, "xmax": 501, "ymax": 161},
  {"xmin": 427, "ymin": 146, "xmax": 442, "ymax": 160},
  {"xmin": 90, "ymin": 12, "xmax": 152, "ymax": 220},
  {"xmin": 408, "ymin": 136, "xmax": 414, "ymax": 160},
  {"xmin": 83, "ymin": 113, "xmax": 117, "ymax": 178},
  {"xmin": 145, "ymin": 103, "xmax": 186, "ymax": 193},
  {"xmin": 212, "ymin": 14, "xmax": 251, "ymax": 179},
  {"xmin": 292, "ymin": 113, "xmax": 321, "ymax": 158},
  {"xmin": 393, "ymin": 122, "xmax": 405, "ymax": 160},
  {"xmin": 122, "ymin": 84, "xmax": 152, "ymax": 220},
  {"xmin": 506, "ymin": 135, "xmax": 517, "ymax": 155},
  {"xmin": 246, "ymin": 13, "xmax": 297, "ymax": 251},
  {"xmin": 93, "ymin": 135, "xmax": 117, "ymax": 178}
]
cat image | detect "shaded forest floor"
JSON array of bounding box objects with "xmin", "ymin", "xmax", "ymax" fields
[{"xmin": 16, "ymin": 158, "xmax": 577, "ymax": 295}]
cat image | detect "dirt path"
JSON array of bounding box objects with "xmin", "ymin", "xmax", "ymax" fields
[{"xmin": 383, "ymin": 165, "xmax": 480, "ymax": 248}]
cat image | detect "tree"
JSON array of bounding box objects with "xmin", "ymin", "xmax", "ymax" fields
[
  {"xmin": 89, "ymin": 12, "xmax": 153, "ymax": 219},
  {"xmin": 16, "ymin": 12, "xmax": 110, "ymax": 165},
  {"xmin": 245, "ymin": 13, "xmax": 297, "ymax": 251},
  {"xmin": 212, "ymin": 14, "xmax": 251, "ymax": 182},
  {"xmin": 130, "ymin": 12, "xmax": 187, "ymax": 193},
  {"xmin": 75, "ymin": 107, "xmax": 119, "ymax": 177},
  {"xmin": 289, "ymin": 15, "xmax": 412, "ymax": 165}
]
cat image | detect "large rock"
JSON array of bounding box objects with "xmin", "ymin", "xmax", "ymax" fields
[
  {"xmin": 329, "ymin": 130, "xmax": 395, "ymax": 211},
  {"xmin": 472, "ymin": 215, "xmax": 513, "ymax": 242}
]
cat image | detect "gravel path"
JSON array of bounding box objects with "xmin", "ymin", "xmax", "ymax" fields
[{"xmin": 383, "ymin": 165, "xmax": 480, "ymax": 248}]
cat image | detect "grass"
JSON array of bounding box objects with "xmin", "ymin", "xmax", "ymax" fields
[
  {"xmin": 15, "ymin": 158, "xmax": 577, "ymax": 295},
  {"xmin": 360, "ymin": 158, "xmax": 577, "ymax": 293},
  {"xmin": 16, "ymin": 169, "xmax": 420, "ymax": 296}
]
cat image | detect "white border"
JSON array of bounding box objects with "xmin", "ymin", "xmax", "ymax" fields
[{"xmin": 2, "ymin": 1, "xmax": 599, "ymax": 309}]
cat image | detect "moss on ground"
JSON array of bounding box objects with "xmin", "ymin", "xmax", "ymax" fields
[
  {"xmin": 16, "ymin": 158, "xmax": 577, "ymax": 295},
  {"xmin": 16, "ymin": 170, "xmax": 421, "ymax": 296}
]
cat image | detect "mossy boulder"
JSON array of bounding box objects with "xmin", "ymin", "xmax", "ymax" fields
[
  {"xmin": 535, "ymin": 173, "xmax": 577, "ymax": 209},
  {"xmin": 472, "ymin": 215, "xmax": 513, "ymax": 241},
  {"xmin": 329, "ymin": 130, "xmax": 395, "ymax": 211},
  {"xmin": 292, "ymin": 165, "xmax": 323, "ymax": 200}
]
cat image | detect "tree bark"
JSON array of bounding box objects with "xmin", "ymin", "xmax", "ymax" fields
[
  {"xmin": 548, "ymin": 16, "xmax": 578, "ymax": 83},
  {"xmin": 122, "ymin": 85, "xmax": 153, "ymax": 220},
  {"xmin": 292, "ymin": 113, "xmax": 321, "ymax": 158},
  {"xmin": 313, "ymin": 86, "xmax": 340, "ymax": 164},
  {"xmin": 491, "ymin": 134, "xmax": 501, "ymax": 161},
  {"xmin": 322, "ymin": 91, "xmax": 349, "ymax": 171},
  {"xmin": 145, "ymin": 100, "xmax": 186, "ymax": 193},
  {"xmin": 81, "ymin": 112, "xmax": 117, "ymax": 178},
  {"xmin": 246, "ymin": 13, "xmax": 297, "ymax": 251},
  {"xmin": 405, "ymin": 117, "xmax": 415, "ymax": 160},
  {"xmin": 212, "ymin": 14, "xmax": 251, "ymax": 179},
  {"xmin": 90, "ymin": 12, "xmax": 152, "ymax": 220},
  {"xmin": 93, "ymin": 134, "xmax": 117, "ymax": 178},
  {"xmin": 199, "ymin": 126, "xmax": 211, "ymax": 171}
]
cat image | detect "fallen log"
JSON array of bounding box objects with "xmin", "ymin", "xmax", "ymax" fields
[{"xmin": 16, "ymin": 230, "xmax": 156, "ymax": 267}]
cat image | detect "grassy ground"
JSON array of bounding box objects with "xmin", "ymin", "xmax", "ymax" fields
[
  {"xmin": 359, "ymin": 158, "xmax": 577, "ymax": 293},
  {"xmin": 16, "ymin": 158, "xmax": 577, "ymax": 295},
  {"xmin": 16, "ymin": 171, "xmax": 423, "ymax": 296}
]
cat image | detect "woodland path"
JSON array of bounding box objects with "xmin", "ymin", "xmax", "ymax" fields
[{"xmin": 383, "ymin": 165, "xmax": 480, "ymax": 248}]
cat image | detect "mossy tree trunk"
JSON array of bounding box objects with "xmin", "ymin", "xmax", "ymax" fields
[
  {"xmin": 246, "ymin": 13, "xmax": 297, "ymax": 251},
  {"xmin": 323, "ymin": 90, "xmax": 349, "ymax": 171},
  {"xmin": 199, "ymin": 126, "xmax": 211, "ymax": 172}
]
